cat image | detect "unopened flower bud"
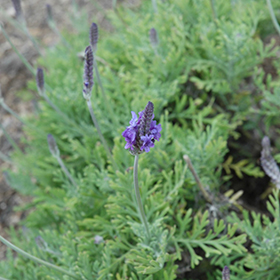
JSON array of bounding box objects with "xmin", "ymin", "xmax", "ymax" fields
[
  {"xmin": 47, "ymin": 134, "xmax": 59, "ymax": 157},
  {"xmin": 36, "ymin": 68, "xmax": 45, "ymax": 96},
  {"xmin": 222, "ymin": 266, "xmax": 230, "ymax": 280},
  {"xmin": 94, "ymin": 235, "xmax": 104, "ymax": 244},
  {"xmin": 90, "ymin": 22, "xmax": 98, "ymax": 53},
  {"xmin": 11, "ymin": 0, "xmax": 24, "ymax": 23},
  {"xmin": 35, "ymin": 236, "xmax": 48, "ymax": 250},
  {"xmin": 83, "ymin": 46, "xmax": 94, "ymax": 100},
  {"xmin": 46, "ymin": 4, "xmax": 53, "ymax": 22},
  {"xmin": 149, "ymin": 28, "xmax": 159, "ymax": 48}
]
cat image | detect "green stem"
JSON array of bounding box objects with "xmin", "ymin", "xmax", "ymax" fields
[
  {"xmin": 86, "ymin": 99, "xmax": 118, "ymax": 171},
  {"xmin": 133, "ymin": 154, "xmax": 150, "ymax": 238},
  {"xmin": 48, "ymin": 21, "xmax": 71, "ymax": 49},
  {"xmin": 0, "ymin": 24, "xmax": 36, "ymax": 76},
  {"xmin": 42, "ymin": 94, "xmax": 84, "ymax": 135},
  {"xmin": 0, "ymin": 10, "xmax": 41, "ymax": 55},
  {"xmin": 210, "ymin": 0, "xmax": 217, "ymax": 21},
  {"xmin": 151, "ymin": 0, "xmax": 158, "ymax": 13},
  {"xmin": 0, "ymin": 151, "xmax": 12, "ymax": 164},
  {"xmin": 112, "ymin": 0, "xmax": 117, "ymax": 9},
  {"xmin": 56, "ymin": 156, "xmax": 77, "ymax": 187},
  {"xmin": 22, "ymin": 23, "xmax": 42, "ymax": 55},
  {"xmin": 0, "ymin": 276, "xmax": 10, "ymax": 280},
  {"xmin": 267, "ymin": 0, "xmax": 280, "ymax": 36},
  {"xmin": 93, "ymin": 58, "xmax": 118, "ymax": 130},
  {"xmin": 0, "ymin": 100, "xmax": 44, "ymax": 135},
  {"xmin": 0, "ymin": 235, "xmax": 79, "ymax": 279},
  {"xmin": 183, "ymin": 155, "xmax": 212, "ymax": 203},
  {"xmin": 0, "ymin": 123, "xmax": 22, "ymax": 154}
]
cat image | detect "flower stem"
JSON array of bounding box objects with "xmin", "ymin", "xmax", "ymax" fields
[
  {"xmin": 151, "ymin": 0, "xmax": 158, "ymax": 13},
  {"xmin": 86, "ymin": 99, "xmax": 118, "ymax": 171},
  {"xmin": 0, "ymin": 24, "xmax": 35, "ymax": 76},
  {"xmin": 0, "ymin": 123, "xmax": 22, "ymax": 154},
  {"xmin": 267, "ymin": 0, "xmax": 280, "ymax": 37},
  {"xmin": 0, "ymin": 151, "xmax": 12, "ymax": 164},
  {"xmin": 183, "ymin": 155, "xmax": 212, "ymax": 203},
  {"xmin": 210, "ymin": 0, "xmax": 217, "ymax": 21},
  {"xmin": 56, "ymin": 156, "xmax": 77, "ymax": 187},
  {"xmin": 43, "ymin": 94, "xmax": 84, "ymax": 135},
  {"xmin": 0, "ymin": 235, "xmax": 79, "ymax": 279},
  {"xmin": 133, "ymin": 154, "xmax": 150, "ymax": 238}
]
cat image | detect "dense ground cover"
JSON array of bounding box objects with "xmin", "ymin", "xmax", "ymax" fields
[{"xmin": 1, "ymin": 0, "xmax": 280, "ymax": 279}]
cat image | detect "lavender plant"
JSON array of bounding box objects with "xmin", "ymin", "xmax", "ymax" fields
[
  {"xmin": 1, "ymin": 0, "xmax": 280, "ymax": 279},
  {"xmin": 82, "ymin": 45, "xmax": 117, "ymax": 170},
  {"xmin": 89, "ymin": 22, "xmax": 118, "ymax": 129}
]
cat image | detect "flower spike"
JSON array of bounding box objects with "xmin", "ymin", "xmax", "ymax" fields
[
  {"xmin": 90, "ymin": 23, "xmax": 99, "ymax": 53},
  {"xmin": 36, "ymin": 68, "xmax": 45, "ymax": 96},
  {"xmin": 122, "ymin": 101, "xmax": 161, "ymax": 155},
  {"xmin": 222, "ymin": 266, "xmax": 230, "ymax": 280},
  {"xmin": 149, "ymin": 28, "xmax": 158, "ymax": 48},
  {"xmin": 83, "ymin": 46, "xmax": 94, "ymax": 100}
]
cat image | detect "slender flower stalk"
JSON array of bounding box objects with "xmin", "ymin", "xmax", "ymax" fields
[
  {"xmin": 0, "ymin": 151, "xmax": 12, "ymax": 164},
  {"xmin": 0, "ymin": 96, "xmax": 43, "ymax": 135},
  {"xmin": 47, "ymin": 134, "xmax": 77, "ymax": 188},
  {"xmin": 267, "ymin": 0, "xmax": 280, "ymax": 37},
  {"xmin": 112, "ymin": 0, "xmax": 117, "ymax": 9},
  {"xmin": 134, "ymin": 154, "xmax": 150, "ymax": 237},
  {"xmin": 151, "ymin": 0, "xmax": 158, "ymax": 13},
  {"xmin": 35, "ymin": 68, "xmax": 84, "ymax": 135},
  {"xmin": 0, "ymin": 235, "xmax": 79, "ymax": 279},
  {"xmin": 0, "ymin": 24, "xmax": 36, "ymax": 75},
  {"xmin": 11, "ymin": 0, "xmax": 41, "ymax": 54},
  {"xmin": 0, "ymin": 123, "xmax": 22, "ymax": 154},
  {"xmin": 83, "ymin": 45, "xmax": 118, "ymax": 170},
  {"xmin": 46, "ymin": 4, "xmax": 71, "ymax": 48},
  {"xmin": 89, "ymin": 23, "xmax": 118, "ymax": 129},
  {"xmin": 122, "ymin": 101, "xmax": 162, "ymax": 237},
  {"xmin": 183, "ymin": 155, "xmax": 212, "ymax": 203},
  {"xmin": 210, "ymin": 0, "xmax": 217, "ymax": 21}
]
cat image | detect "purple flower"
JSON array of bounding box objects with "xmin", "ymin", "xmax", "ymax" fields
[
  {"xmin": 83, "ymin": 46, "xmax": 94, "ymax": 100},
  {"xmin": 90, "ymin": 22, "xmax": 98, "ymax": 53},
  {"xmin": 36, "ymin": 68, "xmax": 45, "ymax": 96},
  {"xmin": 122, "ymin": 101, "xmax": 161, "ymax": 155},
  {"xmin": 222, "ymin": 266, "xmax": 230, "ymax": 280}
]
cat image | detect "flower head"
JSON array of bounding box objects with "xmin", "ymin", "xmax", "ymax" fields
[
  {"xmin": 222, "ymin": 266, "xmax": 230, "ymax": 280},
  {"xmin": 47, "ymin": 134, "xmax": 59, "ymax": 157},
  {"xmin": 36, "ymin": 68, "xmax": 45, "ymax": 96},
  {"xmin": 90, "ymin": 22, "xmax": 98, "ymax": 53},
  {"xmin": 83, "ymin": 46, "xmax": 94, "ymax": 100},
  {"xmin": 11, "ymin": 0, "xmax": 24, "ymax": 23},
  {"xmin": 149, "ymin": 28, "xmax": 159, "ymax": 48},
  {"xmin": 122, "ymin": 101, "xmax": 161, "ymax": 155}
]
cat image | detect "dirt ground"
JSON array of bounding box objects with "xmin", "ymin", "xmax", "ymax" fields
[{"xmin": 0, "ymin": 0, "xmax": 133, "ymax": 260}]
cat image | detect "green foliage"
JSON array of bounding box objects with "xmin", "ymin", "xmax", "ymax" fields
[
  {"xmin": 228, "ymin": 190, "xmax": 280, "ymax": 280},
  {"xmin": 1, "ymin": 0, "xmax": 280, "ymax": 279}
]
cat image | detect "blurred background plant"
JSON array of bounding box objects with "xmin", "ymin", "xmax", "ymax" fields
[{"xmin": 1, "ymin": 0, "xmax": 280, "ymax": 279}]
